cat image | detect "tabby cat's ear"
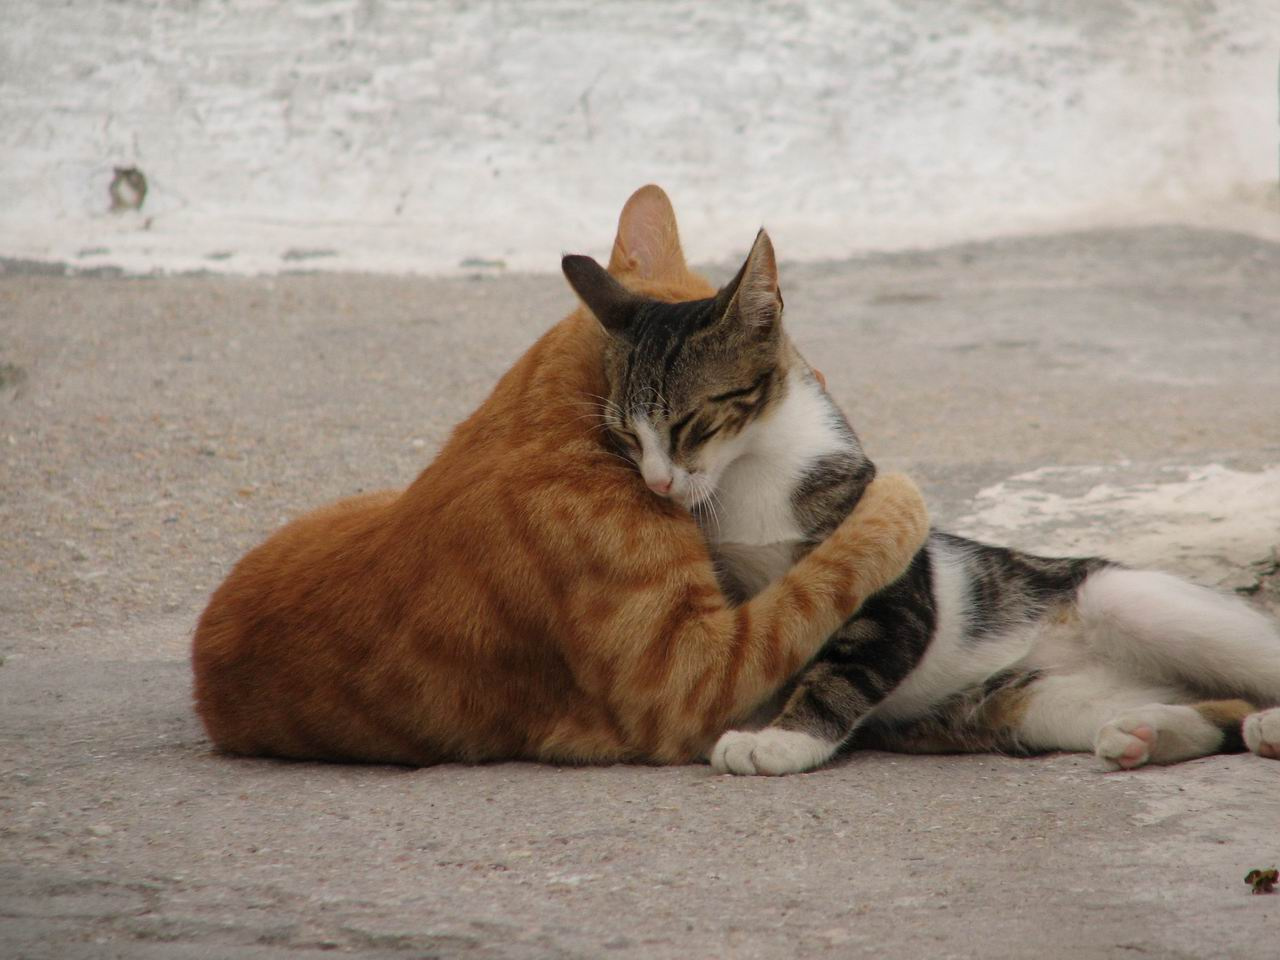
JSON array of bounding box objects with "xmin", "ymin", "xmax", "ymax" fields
[
  {"xmin": 607, "ymin": 184, "xmax": 689, "ymax": 282},
  {"xmin": 562, "ymin": 254, "xmax": 642, "ymax": 339},
  {"xmin": 715, "ymin": 229, "xmax": 782, "ymax": 334}
]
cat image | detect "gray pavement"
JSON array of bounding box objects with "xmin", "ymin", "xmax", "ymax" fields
[{"xmin": 3, "ymin": 226, "xmax": 1280, "ymax": 959}]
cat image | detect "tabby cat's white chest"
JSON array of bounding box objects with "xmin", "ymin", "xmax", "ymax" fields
[{"xmin": 707, "ymin": 374, "xmax": 850, "ymax": 549}]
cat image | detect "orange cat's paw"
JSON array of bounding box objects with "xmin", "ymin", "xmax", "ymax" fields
[
  {"xmin": 857, "ymin": 473, "xmax": 929, "ymax": 538},
  {"xmin": 1243, "ymin": 708, "xmax": 1280, "ymax": 759}
]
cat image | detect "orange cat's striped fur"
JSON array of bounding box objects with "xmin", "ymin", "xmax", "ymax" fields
[{"xmin": 192, "ymin": 186, "xmax": 929, "ymax": 766}]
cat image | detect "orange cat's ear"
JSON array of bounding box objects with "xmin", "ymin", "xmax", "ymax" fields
[
  {"xmin": 608, "ymin": 184, "xmax": 689, "ymax": 282},
  {"xmin": 716, "ymin": 229, "xmax": 782, "ymax": 334},
  {"xmin": 563, "ymin": 254, "xmax": 642, "ymax": 339}
]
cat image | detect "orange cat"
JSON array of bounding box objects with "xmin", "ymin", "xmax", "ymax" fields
[{"xmin": 191, "ymin": 186, "xmax": 929, "ymax": 766}]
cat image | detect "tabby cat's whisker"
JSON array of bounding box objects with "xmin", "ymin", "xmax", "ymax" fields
[
  {"xmin": 599, "ymin": 451, "xmax": 637, "ymax": 470},
  {"xmin": 692, "ymin": 475, "xmax": 722, "ymax": 534},
  {"xmin": 705, "ymin": 481, "xmax": 725, "ymax": 527}
]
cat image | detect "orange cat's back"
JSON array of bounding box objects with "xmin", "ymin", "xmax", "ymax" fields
[
  {"xmin": 193, "ymin": 315, "xmax": 627, "ymax": 765},
  {"xmin": 192, "ymin": 489, "xmax": 405, "ymax": 759}
]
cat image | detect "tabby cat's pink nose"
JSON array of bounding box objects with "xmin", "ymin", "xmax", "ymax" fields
[{"xmin": 647, "ymin": 477, "xmax": 673, "ymax": 495}]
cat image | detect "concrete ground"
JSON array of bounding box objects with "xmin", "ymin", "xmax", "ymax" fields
[{"xmin": 2, "ymin": 226, "xmax": 1279, "ymax": 959}]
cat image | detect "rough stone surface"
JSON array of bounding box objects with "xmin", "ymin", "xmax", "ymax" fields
[{"xmin": 3, "ymin": 226, "xmax": 1280, "ymax": 959}]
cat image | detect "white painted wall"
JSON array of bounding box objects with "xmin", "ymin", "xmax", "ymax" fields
[{"xmin": 2, "ymin": 0, "xmax": 1276, "ymax": 274}]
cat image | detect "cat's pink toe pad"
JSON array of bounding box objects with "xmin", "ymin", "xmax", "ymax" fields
[
  {"xmin": 1128, "ymin": 725, "xmax": 1155, "ymax": 747},
  {"xmin": 1113, "ymin": 726, "xmax": 1155, "ymax": 769}
]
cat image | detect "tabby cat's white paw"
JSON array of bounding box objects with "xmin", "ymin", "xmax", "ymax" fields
[
  {"xmin": 1095, "ymin": 722, "xmax": 1156, "ymax": 770},
  {"xmin": 710, "ymin": 728, "xmax": 835, "ymax": 776},
  {"xmin": 1095, "ymin": 704, "xmax": 1221, "ymax": 770},
  {"xmin": 1243, "ymin": 708, "xmax": 1280, "ymax": 759}
]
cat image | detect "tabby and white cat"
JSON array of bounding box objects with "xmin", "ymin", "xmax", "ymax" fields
[{"xmin": 564, "ymin": 217, "xmax": 1280, "ymax": 777}]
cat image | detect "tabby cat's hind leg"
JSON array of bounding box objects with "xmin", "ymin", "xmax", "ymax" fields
[
  {"xmin": 1078, "ymin": 568, "xmax": 1280, "ymax": 703},
  {"xmin": 1094, "ymin": 699, "xmax": 1254, "ymax": 770},
  {"xmin": 1007, "ymin": 669, "xmax": 1252, "ymax": 769}
]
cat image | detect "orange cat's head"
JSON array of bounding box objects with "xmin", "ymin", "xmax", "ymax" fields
[{"xmin": 562, "ymin": 186, "xmax": 802, "ymax": 512}]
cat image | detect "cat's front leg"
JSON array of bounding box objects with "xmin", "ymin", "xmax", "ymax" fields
[
  {"xmin": 710, "ymin": 655, "xmax": 887, "ymax": 776},
  {"xmin": 711, "ymin": 559, "xmax": 934, "ymax": 776},
  {"xmin": 711, "ymin": 726, "xmax": 841, "ymax": 776}
]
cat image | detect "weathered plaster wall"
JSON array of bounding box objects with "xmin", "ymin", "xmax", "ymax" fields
[{"xmin": 2, "ymin": 0, "xmax": 1276, "ymax": 273}]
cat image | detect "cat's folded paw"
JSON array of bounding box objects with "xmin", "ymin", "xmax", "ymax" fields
[
  {"xmin": 1243, "ymin": 707, "xmax": 1280, "ymax": 760},
  {"xmin": 710, "ymin": 731, "xmax": 759, "ymax": 775},
  {"xmin": 710, "ymin": 728, "xmax": 835, "ymax": 776},
  {"xmin": 1095, "ymin": 704, "xmax": 1222, "ymax": 770},
  {"xmin": 1095, "ymin": 721, "xmax": 1156, "ymax": 771}
]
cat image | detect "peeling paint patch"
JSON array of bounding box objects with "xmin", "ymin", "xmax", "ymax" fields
[{"xmin": 953, "ymin": 463, "xmax": 1280, "ymax": 589}]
